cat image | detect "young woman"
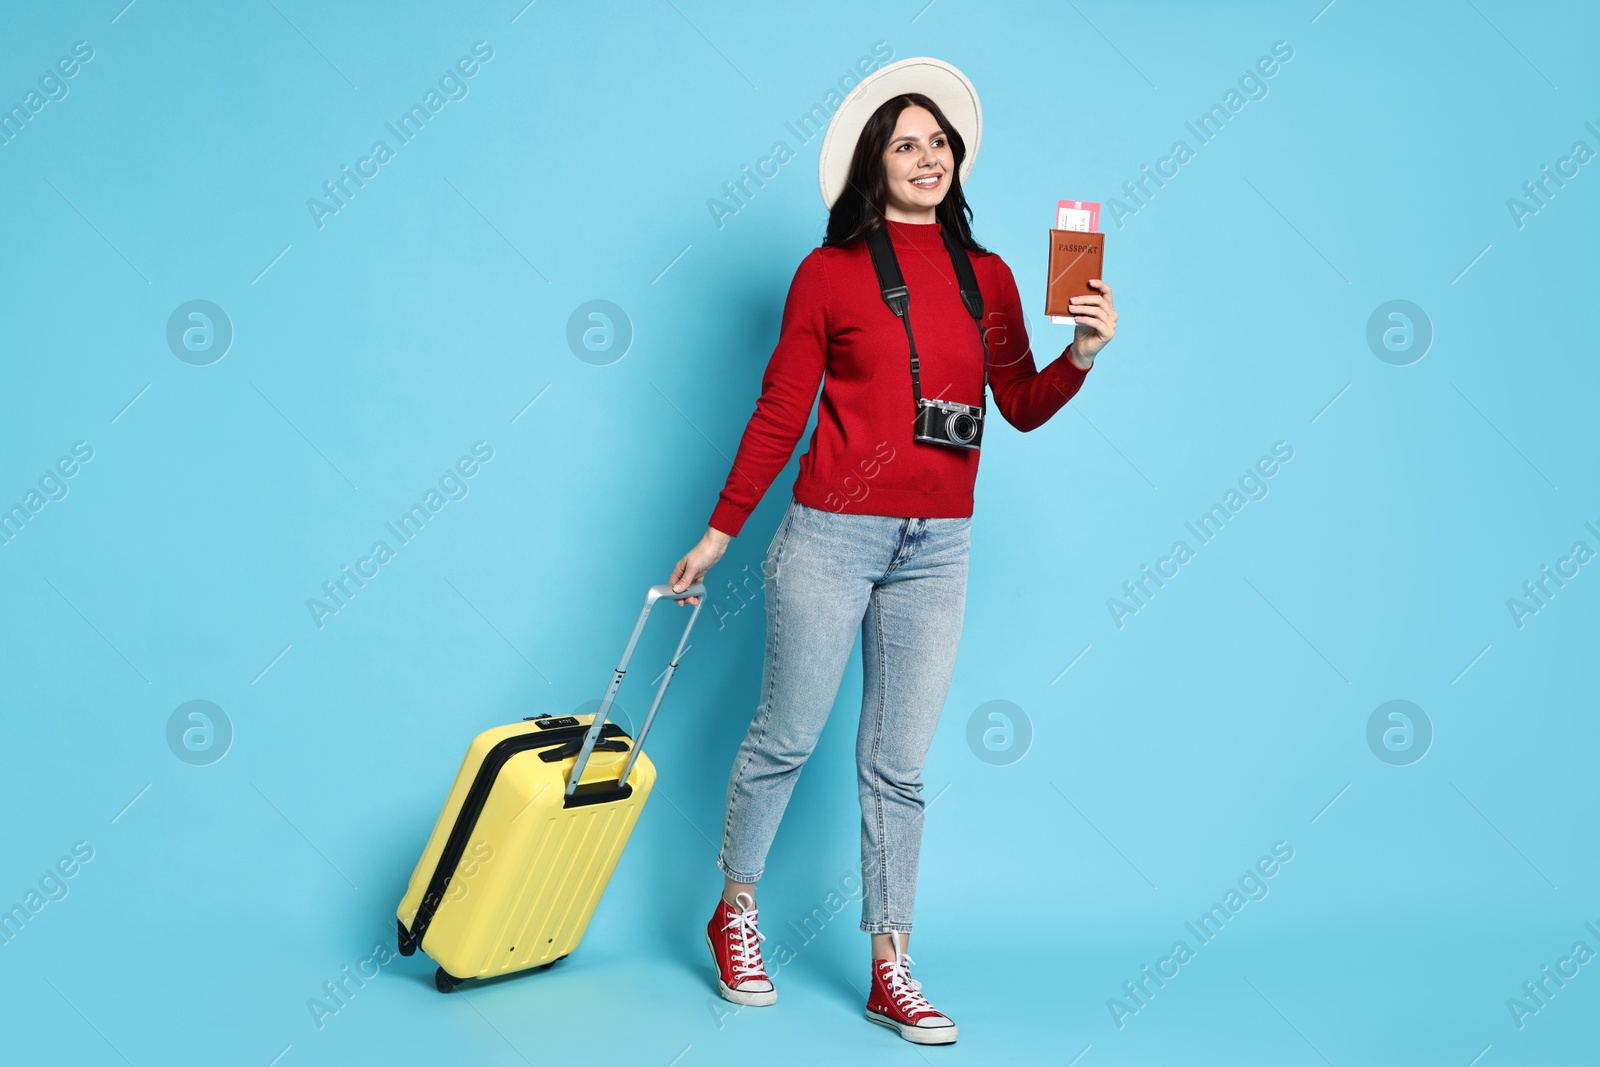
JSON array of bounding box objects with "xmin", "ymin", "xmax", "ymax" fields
[{"xmin": 669, "ymin": 57, "xmax": 1117, "ymax": 1045}]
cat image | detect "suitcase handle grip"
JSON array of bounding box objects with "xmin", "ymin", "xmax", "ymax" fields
[
  {"xmin": 649, "ymin": 582, "xmax": 704, "ymax": 604},
  {"xmin": 566, "ymin": 581, "xmax": 706, "ymax": 796}
]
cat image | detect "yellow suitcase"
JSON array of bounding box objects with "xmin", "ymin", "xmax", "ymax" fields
[{"xmin": 396, "ymin": 581, "xmax": 706, "ymax": 991}]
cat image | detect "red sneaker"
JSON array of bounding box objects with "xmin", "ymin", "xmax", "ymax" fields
[
  {"xmin": 865, "ymin": 932, "xmax": 957, "ymax": 1044},
  {"xmin": 705, "ymin": 891, "xmax": 776, "ymax": 1005}
]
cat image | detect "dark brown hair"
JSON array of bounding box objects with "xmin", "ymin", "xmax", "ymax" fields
[{"xmin": 823, "ymin": 92, "xmax": 986, "ymax": 254}]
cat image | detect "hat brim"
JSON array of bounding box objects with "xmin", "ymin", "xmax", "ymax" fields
[{"xmin": 817, "ymin": 56, "xmax": 982, "ymax": 210}]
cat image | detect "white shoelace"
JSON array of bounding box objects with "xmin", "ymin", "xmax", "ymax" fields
[
  {"xmin": 879, "ymin": 931, "xmax": 939, "ymax": 1017},
  {"xmin": 723, "ymin": 893, "xmax": 767, "ymax": 983}
]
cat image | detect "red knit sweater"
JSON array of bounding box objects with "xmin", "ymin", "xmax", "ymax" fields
[{"xmin": 707, "ymin": 218, "xmax": 1093, "ymax": 538}]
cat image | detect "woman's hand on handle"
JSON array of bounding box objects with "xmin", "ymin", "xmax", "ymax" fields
[{"xmin": 670, "ymin": 526, "xmax": 732, "ymax": 605}]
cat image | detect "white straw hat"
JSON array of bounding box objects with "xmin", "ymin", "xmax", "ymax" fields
[{"xmin": 817, "ymin": 56, "xmax": 983, "ymax": 209}]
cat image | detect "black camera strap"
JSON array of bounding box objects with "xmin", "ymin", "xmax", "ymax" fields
[{"xmin": 865, "ymin": 221, "xmax": 988, "ymax": 416}]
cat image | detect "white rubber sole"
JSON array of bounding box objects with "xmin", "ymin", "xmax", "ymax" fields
[
  {"xmin": 705, "ymin": 930, "xmax": 776, "ymax": 1006},
  {"xmin": 866, "ymin": 1008, "xmax": 958, "ymax": 1044}
]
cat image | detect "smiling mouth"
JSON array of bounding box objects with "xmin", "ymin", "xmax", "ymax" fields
[{"xmin": 910, "ymin": 173, "xmax": 943, "ymax": 190}]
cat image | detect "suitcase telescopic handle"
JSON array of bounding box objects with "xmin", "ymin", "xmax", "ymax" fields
[{"xmin": 566, "ymin": 581, "xmax": 707, "ymax": 797}]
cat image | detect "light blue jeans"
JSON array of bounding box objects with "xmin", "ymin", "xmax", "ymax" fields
[{"xmin": 716, "ymin": 496, "xmax": 970, "ymax": 933}]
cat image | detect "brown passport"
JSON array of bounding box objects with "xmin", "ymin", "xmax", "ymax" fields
[{"xmin": 1044, "ymin": 229, "xmax": 1106, "ymax": 318}]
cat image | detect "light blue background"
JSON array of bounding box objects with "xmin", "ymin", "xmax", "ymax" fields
[{"xmin": 2, "ymin": 1, "xmax": 1595, "ymax": 1064}]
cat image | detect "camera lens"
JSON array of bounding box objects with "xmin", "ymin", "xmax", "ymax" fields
[{"xmin": 949, "ymin": 412, "xmax": 976, "ymax": 442}]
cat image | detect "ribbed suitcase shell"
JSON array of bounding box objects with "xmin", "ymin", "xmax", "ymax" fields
[
  {"xmin": 397, "ymin": 581, "xmax": 703, "ymax": 987},
  {"xmin": 396, "ymin": 714, "xmax": 656, "ymax": 980}
]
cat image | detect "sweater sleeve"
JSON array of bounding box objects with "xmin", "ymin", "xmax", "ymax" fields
[
  {"xmin": 982, "ymin": 254, "xmax": 1091, "ymax": 433},
  {"xmin": 707, "ymin": 251, "xmax": 830, "ymax": 538}
]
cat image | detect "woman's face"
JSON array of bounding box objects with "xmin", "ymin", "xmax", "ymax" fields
[{"xmin": 880, "ymin": 105, "xmax": 954, "ymax": 221}]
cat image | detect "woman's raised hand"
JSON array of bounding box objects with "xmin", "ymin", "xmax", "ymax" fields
[
  {"xmin": 669, "ymin": 527, "xmax": 732, "ymax": 605},
  {"xmin": 1069, "ymin": 279, "xmax": 1117, "ymax": 365}
]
